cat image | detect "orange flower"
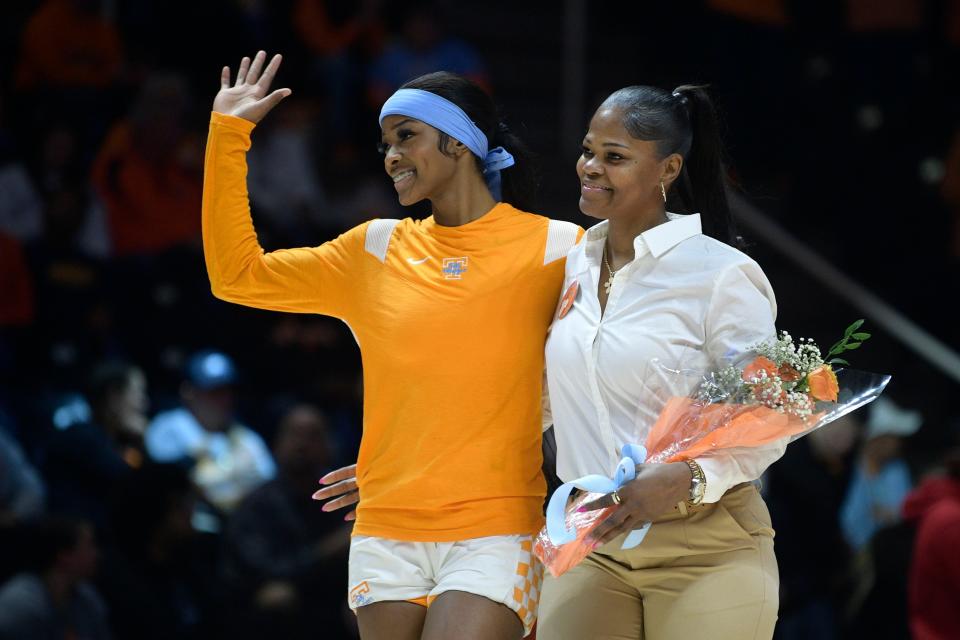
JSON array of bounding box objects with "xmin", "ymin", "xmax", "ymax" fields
[
  {"xmin": 742, "ymin": 356, "xmax": 778, "ymax": 382},
  {"xmin": 807, "ymin": 366, "xmax": 839, "ymax": 402},
  {"xmin": 778, "ymin": 364, "xmax": 801, "ymax": 382}
]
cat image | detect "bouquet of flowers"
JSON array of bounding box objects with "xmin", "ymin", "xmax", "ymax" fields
[{"xmin": 534, "ymin": 321, "xmax": 891, "ymax": 577}]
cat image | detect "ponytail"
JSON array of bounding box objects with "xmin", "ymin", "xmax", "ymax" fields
[
  {"xmin": 670, "ymin": 85, "xmax": 740, "ymax": 248},
  {"xmin": 491, "ymin": 121, "xmax": 538, "ymax": 212},
  {"xmin": 603, "ymin": 84, "xmax": 742, "ymax": 248}
]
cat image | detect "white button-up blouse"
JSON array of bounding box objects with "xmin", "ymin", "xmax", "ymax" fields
[{"xmin": 545, "ymin": 213, "xmax": 784, "ymax": 503}]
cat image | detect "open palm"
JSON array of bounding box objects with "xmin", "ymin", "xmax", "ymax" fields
[{"xmin": 213, "ymin": 51, "xmax": 291, "ymax": 124}]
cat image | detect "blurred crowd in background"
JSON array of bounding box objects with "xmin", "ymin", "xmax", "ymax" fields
[{"xmin": 1, "ymin": 0, "xmax": 959, "ymax": 638}]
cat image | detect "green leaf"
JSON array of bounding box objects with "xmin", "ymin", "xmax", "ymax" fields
[
  {"xmin": 851, "ymin": 332, "xmax": 871, "ymax": 341},
  {"xmin": 827, "ymin": 339, "xmax": 847, "ymax": 354},
  {"xmin": 843, "ymin": 342, "xmax": 862, "ymax": 350},
  {"xmin": 844, "ymin": 319, "xmax": 865, "ymax": 336}
]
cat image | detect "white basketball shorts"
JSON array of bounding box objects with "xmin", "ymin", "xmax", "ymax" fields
[{"xmin": 347, "ymin": 534, "xmax": 544, "ymax": 636}]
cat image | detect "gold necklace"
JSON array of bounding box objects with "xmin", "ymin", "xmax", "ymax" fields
[{"xmin": 602, "ymin": 245, "xmax": 623, "ymax": 295}]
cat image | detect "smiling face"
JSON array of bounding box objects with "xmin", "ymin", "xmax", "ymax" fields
[
  {"xmin": 381, "ymin": 114, "xmax": 462, "ymax": 206},
  {"xmin": 577, "ymin": 105, "xmax": 682, "ymax": 223}
]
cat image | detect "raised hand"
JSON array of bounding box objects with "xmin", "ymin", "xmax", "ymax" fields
[
  {"xmin": 312, "ymin": 464, "xmax": 359, "ymax": 521},
  {"xmin": 213, "ymin": 51, "xmax": 291, "ymax": 124}
]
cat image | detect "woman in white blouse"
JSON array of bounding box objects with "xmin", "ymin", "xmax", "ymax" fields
[{"xmin": 537, "ymin": 85, "xmax": 780, "ymax": 639}]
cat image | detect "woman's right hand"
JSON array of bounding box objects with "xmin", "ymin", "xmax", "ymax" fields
[
  {"xmin": 213, "ymin": 50, "xmax": 291, "ymax": 124},
  {"xmin": 312, "ymin": 464, "xmax": 359, "ymax": 521}
]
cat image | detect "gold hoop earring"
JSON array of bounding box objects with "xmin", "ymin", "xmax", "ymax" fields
[{"xmin": 660, "ymin": 181, "xmax": 667, "ymax": 203}]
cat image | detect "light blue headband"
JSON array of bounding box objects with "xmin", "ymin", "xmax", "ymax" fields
[{"xmin": 379, "ymin": 88, "xmax": 515, "ymax": 201}]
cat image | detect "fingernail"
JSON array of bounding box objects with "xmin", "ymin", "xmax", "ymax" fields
[
  {"xmin": 319, "ymin": 475, "xmax": 330, "ymax": 484},
  {"xmin": 576, "ymin": 506, "xmax": 587, "ymax": 513},
  {"xmin": 344, "ymin": 514, "xmax": 352, "ymax": 521},
  {"xmin": 321, "ymin": 504, "xmax": 330, "ymax": 512}
]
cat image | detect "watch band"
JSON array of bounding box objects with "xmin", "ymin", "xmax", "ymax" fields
[{"xmin": 684, "ymin": 459, "xmax": 706, "ymax": 506}]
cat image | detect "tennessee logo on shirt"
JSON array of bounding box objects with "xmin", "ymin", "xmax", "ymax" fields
[{"xmin": 442, "ymin": 257, "xmax": 468, "ymax": 280}]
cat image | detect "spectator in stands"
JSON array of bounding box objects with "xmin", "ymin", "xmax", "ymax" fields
[
  {"xmin": 841, "ymin": 400, "xmax": 921, "ymax": 639},
  {"xmin": 366, "ymin": 1, "xmax": 487, "ymax": 107},
  {"xmin": 90, "ymin": 72, "xmax": 203, "ymax": 257},
  {"xmin": 840, "ymin": 396, "xmax": 919, "ymax": 551},
  {"xmin": 904, "ymin": 445, "xmax": 960, "ymax": 640},
  {"xmin": 42, "ymin": 361, "xmax": 148, "ymax": 532},
  {"xmin": 0, "ymin": 92, "xmax": 43, "ymax": 243},
  {"xmin": 14, "ymin": 0, "xmax": 125, "ymax": 161},
  {"xmin": 223, "ymin": 403, "xmax": 351, "ymax": 639},
  {"xmin": 840, "ymin": 397, "xmax": 923, "ymax": 551},
  {"xmin": 13, "ymin": 118, "xmax": 113, "ymax": 259},
  {"xmin": 145, "ymin": 350, "xmax": 275, "ymax": 514},
  {"xmin": 293, "ymin": 0, "xmax": 383, "ymax": 62},
  {"xmin": 24, "ymin": 176, "xmax": 110, "ymax": 384},
  {"xmin": 0, "ymin": 425, "xmax": 44, "ymax": 525},
  {"xmin": 0, "ymin": 165, "xmax": 43, "ymax": 244},
  {"xmin": 293, "ymin": 0, "xmax": 384, "ymax": 146},
  {"xmin": 15, "ymin": 0, "xmax": 123, "ymax": 92},
  {"xmin": 0, "ymin": 516, "xmax": 110, "ymax": 640},
  {"xmin": 246, "ymin": 99, "xmax": 330, "ymax": 246},
  {"xmin": 0, "ymin": 232, "xmax": 35, "ymax": 384},
  {"xmin": 97, "ymin": 463, "xmax": 220, "ymax": 640},
  {"xmin": 0, "ymin": 233, "xmax": 35, "ymax": 330},
  {"xmin": 765, "ymin": 414, "xmax": 859, "ymax": 640}
]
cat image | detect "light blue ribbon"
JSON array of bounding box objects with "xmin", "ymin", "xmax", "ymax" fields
[
  {"xmin": 546, "ymin": 444, "xmax": 652, "ymax": 550},
  {"xmin": 379, "ymin": 88, "xmax": 515, "ymax": 200}
]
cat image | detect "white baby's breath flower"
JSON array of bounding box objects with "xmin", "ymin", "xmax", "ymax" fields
[{"xmin": 696, "ymin": 328, "xmax": 830, "ymax": 421}]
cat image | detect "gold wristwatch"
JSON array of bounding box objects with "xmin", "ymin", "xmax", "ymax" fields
[{"xmin": 685, "ymin": 459, "xmax": 706, "ymax": 506}]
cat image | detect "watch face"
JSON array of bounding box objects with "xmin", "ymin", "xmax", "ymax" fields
[
  {"xmin": 689, "ymin": 478, "xmax": 705, "ymax": 502},
  {"xmin": 685, "ymin": 460, "xmax": 705, "ymax": 504}
]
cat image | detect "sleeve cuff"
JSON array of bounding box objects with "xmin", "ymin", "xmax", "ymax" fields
[
  {"xmin": 210, "ymin": 111, "xmax": 256, "ymax": 135},
  {"xmin": 693, "ymin": 456, "xmax": 733, "ymax": 504}
]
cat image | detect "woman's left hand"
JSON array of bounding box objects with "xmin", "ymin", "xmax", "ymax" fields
[
  {"xmin": 312, "ymin": 464, "xmax": 359, "ymax": 521},
  {"xmin": 580, "ymin": 462, "xmax": 693, "ymax": 547}
]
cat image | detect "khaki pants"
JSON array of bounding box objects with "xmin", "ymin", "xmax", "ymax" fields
[{"xmin": 537, "ymin": 483, "xmax": 779, "ymax": 640}]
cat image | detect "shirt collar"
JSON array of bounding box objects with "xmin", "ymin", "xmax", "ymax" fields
[{"xmin": 584, "ymin": 212, "xmax": 702, "ymax": 259}]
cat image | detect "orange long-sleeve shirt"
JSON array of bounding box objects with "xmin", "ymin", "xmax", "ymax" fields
[{"xmin": 203, "ymin": 112, "xmax": 581, "ymax": 540}]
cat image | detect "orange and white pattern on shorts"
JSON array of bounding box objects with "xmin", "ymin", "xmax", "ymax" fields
[{"xmin": 511, "ymin": 537, "xmax": 544, "ymax": 632}]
